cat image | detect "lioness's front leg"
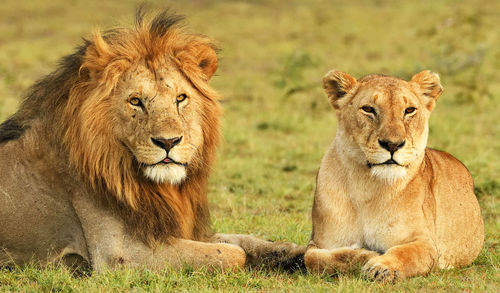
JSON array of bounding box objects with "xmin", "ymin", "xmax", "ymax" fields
[
  {"xmin": 362, "ymin": 239, "xmax": 438, "ymax": 282},
  {"xmin": 212, "ymin": 233, "xmax": 306, "ymax": 271},
  {"xmin": 305, "ymin": 246, "xmax": 379, "ymax": 275}
]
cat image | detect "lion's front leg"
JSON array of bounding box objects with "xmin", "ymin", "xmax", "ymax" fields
[
  {"xmin": 89, "ymin": 237, "xmax": 246, "ymax": 272},
  {"xmin": 362, "ymin": 240, "xmax": 438, "ymax": 282},
  {"xmin": 73, "ymin": 194, "xmax": 246, "ymax": 272},
  {"xmin": 305, "ymin": 246, "xmax": 379, "ymax": 275},
  {"xmin": 211, "ymin": 233, "xmax": 306, "ymax": 271},
  {"xmin": 157, "ymin": 238, "xmax": 246, "ymax": 271}
]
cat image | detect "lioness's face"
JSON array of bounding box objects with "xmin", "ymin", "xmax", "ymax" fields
[
  {"xmin": 112, "ymin": 62, "xmax": 205, "ymax": 184},
  {"xmin": 341, "ymin": 79, "xmax": 429, "ymax": 181},
  {"xmin": 323, "ymin": 70, "xmax": 442, "ymax": 183}
]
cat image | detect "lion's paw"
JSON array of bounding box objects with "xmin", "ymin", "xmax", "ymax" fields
[{"xmin": 362, "ymin": 258, "xmax": 400, "ymax": 283}]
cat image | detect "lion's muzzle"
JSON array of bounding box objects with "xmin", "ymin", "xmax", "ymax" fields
[{"xmin": 151, "ymin": 136, "xmax": 183, "ymax": 153}]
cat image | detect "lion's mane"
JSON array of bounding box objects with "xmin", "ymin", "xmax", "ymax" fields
[{"xmin": 0, "ymin": 10, "xmax": 221, "ymax": 245}]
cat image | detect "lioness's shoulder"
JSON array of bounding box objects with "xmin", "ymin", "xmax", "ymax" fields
[
  {"xmin": 426, "ymin": 148, "xmax": 469, "ymax": 171},
  {"xmin": 425, "ymin": 148, "xmax": 473, "ymax": 188}
]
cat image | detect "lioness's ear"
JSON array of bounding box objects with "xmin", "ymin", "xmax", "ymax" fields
[
  {"xmin": 323, "ymin": 70, "xmax": 357, "ymax": 109},
  {"xmin": 410, "ymin": 70, "xmax": 443, "ymax": 111}
]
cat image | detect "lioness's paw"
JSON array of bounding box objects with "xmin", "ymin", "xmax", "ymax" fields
[
  {"xmin": 304, "ymin": 249, "xmax": 329, "ymax": 274},
  {"xmin": 362, "ymin": 258, "xmax": 400, "ymax": 283}
]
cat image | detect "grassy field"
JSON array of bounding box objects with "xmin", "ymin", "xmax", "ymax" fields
[{"xmin": 1, "ymin": 0, "xmax": 499, "ymax": 291}]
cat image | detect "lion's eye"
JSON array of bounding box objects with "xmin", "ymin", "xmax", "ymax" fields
[
  {"xmin": 361, "ymin": 105, "xmax": 376, "ymax": 115},
  {"xmin": 129, "ymin": 97, "xmax": 142, "ymax": 107},
  {"xmin": 176, "ymin": 94, "xmax": 188, "ymax": 104},
  {"xmin": 405, "ymin": 107, "xmax": 416, "ymax": 115}
]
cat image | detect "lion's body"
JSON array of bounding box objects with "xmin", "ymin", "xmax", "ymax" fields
[
  {"xmin": 304, "ymin": 71, "xmax": 483, "ymax": 281},
  {"xmin": 0, "ymin": 130, "xmax": 90, "ymax": 266},
  {"xmin": 0, "ymin": 11, "xmax": 304, "ymax": 271}
]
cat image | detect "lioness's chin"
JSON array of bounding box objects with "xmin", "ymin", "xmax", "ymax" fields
[
  {"xmin": 370, "ymin": 165, "xmax": 407, "ymax": 184},
  {"xmin": 143, "ymin": 164, "xmax": 187, "ymax": 185}
]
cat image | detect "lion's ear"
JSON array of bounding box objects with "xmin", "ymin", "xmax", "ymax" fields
[
  {"xmin": 410, "ymin": 70, "xmax": 443, "ymax": 111},
  {"xmin": 323, "ymin": 70, "xmax": 357, "ymax": 109},
  {"xmin": 195, "ymin": 45, "xmax": 218, "ymax": 80},
  {"xmin": 175, "ymin": 43, "xmax": 218, "ymax": 82},
  {"xmin": 82, "ymin": 33, "xmax": 129, "ymax": 84},
  {"xmin": 82, "ymin": 33, "xmax": 113, "ymax": 77}
]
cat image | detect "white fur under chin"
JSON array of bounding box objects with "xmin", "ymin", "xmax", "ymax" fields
[
  {"xmin": 143, "ymin": 164, "xmax": 187, "ymax": 185},
  {"xmin": 370, "ymin": 165, "xmax": 407, "ymax": 184}
]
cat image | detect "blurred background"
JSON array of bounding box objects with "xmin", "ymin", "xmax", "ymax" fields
[{"xmin": 0, "ymin": 0, "xmax": 498, "ymax": 289}]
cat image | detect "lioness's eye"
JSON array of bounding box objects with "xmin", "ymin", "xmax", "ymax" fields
[
  {"xmin": 405, "ymin": 107, "xmax": 416, "ymax": 115},
  {"xmin": 361, "ymin": 105, "xmax": 376, "ymax": 115},
  {"xmin": 176, "ymin": 94, "xmax": 188, "ymax": 104},
  {"xmin": 129, "ymin": 97, "xmax": 142, "ymax": 107}
]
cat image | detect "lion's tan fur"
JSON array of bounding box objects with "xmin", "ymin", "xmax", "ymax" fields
[
  {"xmin": 304, "ymin": 70, "xmax": 484, "ymax": 282},
  {"xmin": 0, "ymin": 10, "xmax": 305, "ymax": 271}
]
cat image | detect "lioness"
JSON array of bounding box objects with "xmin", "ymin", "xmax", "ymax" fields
[
  {"xmin": 304, "ymin": 69, "xmax": 484, "ymax": 282},
  {"xmin": 0, "ymin": 10, "xmax": 304, "ymax": 272}
]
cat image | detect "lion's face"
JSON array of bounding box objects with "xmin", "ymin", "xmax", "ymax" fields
[
  {"xmin": 60, "ymin": 13, "xmax": 221, "ymax": 242},
  {"xmin": 112, "ymin": 62, "xmax": 205, "ymax": 184},
  {"xmin": 323, "ymin": 70, "xmax": 443, "ymax": 183}
]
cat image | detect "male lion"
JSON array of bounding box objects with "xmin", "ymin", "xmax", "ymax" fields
[
  {"xmin": 304, "ymin": 69, "xmax": 484, "ymax": 282},
  {"xmin": 0, "ymin": 10, "xmax": 303, "ymax": 272}
]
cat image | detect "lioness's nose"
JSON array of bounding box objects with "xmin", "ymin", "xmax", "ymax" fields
[
  {"xmin": 378, "ymin": 139, "xmax": 405, "ymax": 154},
  {"xmin": 151, "ymin": 136, "xmax": 182, "ymax": 152}
]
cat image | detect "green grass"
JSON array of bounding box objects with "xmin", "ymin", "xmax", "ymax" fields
[{"xmin": 1, "ymin": 0, "xmax": 499, "ymax": 291}]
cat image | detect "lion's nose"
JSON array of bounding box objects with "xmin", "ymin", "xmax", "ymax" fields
[
  {"xmin": 151, "ymin": 136, "xmax": 182, "ymax": 152},
  {"xmin": 378, "ymin": 139, "xmax": 405, "ymax": 154}
]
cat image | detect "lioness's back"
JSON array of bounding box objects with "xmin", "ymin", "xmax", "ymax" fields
[{"xmin": 426, "ymin": 148, "xmax": 484, "ymax": 268}]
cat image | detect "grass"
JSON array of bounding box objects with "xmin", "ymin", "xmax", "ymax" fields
[{"xmin": 0, "ymin": 0, "xmax": 499, "ymax": 291}]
